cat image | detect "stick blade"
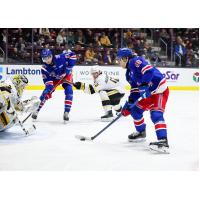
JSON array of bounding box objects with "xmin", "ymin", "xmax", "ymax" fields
[{"xmin": 75, "ymin": 134, "xmax": 92, "ymax": 141}]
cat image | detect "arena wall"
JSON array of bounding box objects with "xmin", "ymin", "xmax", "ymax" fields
[{"xmin": 0, "ymin": 65, "xmax": 199, "ymax": 91}]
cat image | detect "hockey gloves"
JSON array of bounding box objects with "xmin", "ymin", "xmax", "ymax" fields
[
  {"xmin": 42, "ymin": 85, "xmax": 54, "ymax": 101},
  {"xmin": 73, "ymin": 82, "xmax": 85, "ymax": 90},
  {"xmin": 138, "ymin": 84, "xmax": 151, "ymax": 99},
  {"xmin": 121, "ymin": 101, "xmax": 132, "ymax": 117}
]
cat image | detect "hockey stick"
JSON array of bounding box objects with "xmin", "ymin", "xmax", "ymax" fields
[
  {"xmin": 38, "ymin": 74, "xmax": 73, "ymax": 108},
  {"xmin": 17, "ymin": 116, "xmax": 36, "ymax": 135},
  {"xmin": 8, "ymin": 99, "xmax": 36, "ymax": 135},
  {"xmin": 75, "ymin": 97, "xmax": 142, "ymax": 141},
  {"xmin": 75, "ymin": 113, "xmax": 122, "ymax": 141},
  {"xmin": 49, "ymin": 75, "xmax": 73, "ymax": 93},
  {"xmin": 22, "ymin": 112, "xmax": 32, "ymax": 124}
]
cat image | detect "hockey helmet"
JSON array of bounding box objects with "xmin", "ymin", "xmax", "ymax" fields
[
  {"xmin": 117, "ymin": 48, "xmax": 133, "ymax": 59},
  {"xmin": 41, "ymin": 48, "xmax": 53, "ymax": 62},
  {"xmin": 90, "ymin": 66, "xmax": 101, "ymax": 74}
]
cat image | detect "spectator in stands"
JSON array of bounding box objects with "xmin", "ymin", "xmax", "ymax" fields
[
  {"xmin": 50, "ymin": 29, "xmax": 57, "ymax": 39},
  {"xmin": 93, "ymin": 35, "xmax": 101, "ymax": 47},
  {"xmin": 54, "ymin": 43, "xmax": 61, "ymax": 54},
  {"xmin": 174, "ymin": 36, "xmax": 187, "ymax": 66},
  {"xmin": 111, "ymin": 32, "xmax": 120, "ymax": 48},
  {"xmin": 122, "ymin": 32, "xmax": 128, "ymax": 47},
  {"xmin": 84, "ymin": 44, "xmax": 98, "ymax": 64},
  {"xmin": 23, "ymin": 29, "xmax": 32, "ymax": 43},
  {"xmin": 67, "ymin": 31, "xmax": 75, "ymax": 47},
  {"xmin": 37, "ymin": 35, "xmax": 45, "ymax": 46},
  {"xmin": 103, "ymin": 49, "xmax": 113, "ymax": 65},
  {"xmin": 126, "ymin": 29, "xmax": 132, "ymax": 38},
  {"xmin": 97, "ymin": 52, "xmax": 104, "ymax": 65},
  {"xmin": 75, "ymin": 30, "xmax": 85, "ymax": 46},
  {"xmin": 85, "ymin": 29, "xmax": 94, "ymax": 45},
  {"xmin": 39, "ymin": 28, "xmax": 51, "ymax": 38},
  {"xmin": 56, "ymin": 30, "xmax": 67, "ymax": 46},
  {"xmin": 63, "ymin": 43, "xmax": 71, "ymax": 54},
  {"xmin": 160, "ymin": 29, "xmax": 170, "ymax": 41},
  {"xmin": 0, "ymin": 29, "xmax": 6, "ymax": 51},
  {"xmin": 33, "ymin": 28, "xmax": 39, "ymax": 43},
  {"xmin": 1, "ymin": 28, "xmax": 198, "ymax": 67},
  {"xmin": 13, "ymin": 37, "xmax": 27, "ymax": 59},
  {"xmin": 100, "ymin": 32, "xmax": 112, "ymax": 47}
]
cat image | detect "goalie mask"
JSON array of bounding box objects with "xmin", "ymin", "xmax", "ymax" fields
[{"xmin": 11, "ymin": 75, "xmax": 28, "ymax": 96}]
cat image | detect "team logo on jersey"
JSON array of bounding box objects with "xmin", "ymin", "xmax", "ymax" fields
[
  {"xmin": 0, "ymin": 67, "xmax": 3, "ymax": 80},
  {"xmin": 50, "ymin": 71, "xmax": 56, "ymax": 77},
  {"xmin": 135, "ymin": 60, "xmax": 142, "ymax": 67},
  {"xmin": 193, "ymin": 72, "xmax": 199, "ymax": 83}
]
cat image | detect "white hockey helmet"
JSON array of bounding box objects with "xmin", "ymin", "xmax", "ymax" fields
[{"xmin": 90, "ymin": 66, "xmax": 101, "ymax": 74}]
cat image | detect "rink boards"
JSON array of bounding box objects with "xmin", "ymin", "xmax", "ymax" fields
[{"xmin": 0, "ymin": 65, "xmax": 199, "ymax": 91}]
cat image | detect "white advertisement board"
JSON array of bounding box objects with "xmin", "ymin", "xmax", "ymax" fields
[
  {"xmin": 0, "ymin": 65, "xmax": 199, "ymax": 90},
  {"xmin": 73, "ymin": 66, "xmax": 199, "ymax": 88}
]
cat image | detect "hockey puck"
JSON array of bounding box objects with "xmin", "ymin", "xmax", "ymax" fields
[{"xmin": 80, "ymin": 138, "xmax": 86, "ymax": 141}]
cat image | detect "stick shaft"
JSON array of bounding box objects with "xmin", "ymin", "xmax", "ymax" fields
[
  {"xmin": 22, "ymin": 113, "xmax": 32, "ymax": 124},
  {"xmin": 38, "ymin": 75, "xmax": 72, "ymax": 108},
  {"xmin": 90, "ymin": 97, "xmax": 142, "ymax": 140},
  {"xmin": 91, "ymin": 113, "xmax": 122, "ymax": 140}
]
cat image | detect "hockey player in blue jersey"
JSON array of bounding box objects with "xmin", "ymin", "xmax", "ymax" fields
[
  {"xmin": 117, "ymin": 48, "xmax": 169, "ymax": 153},
  {"xmin": 32, "ymin": 48, "xmax": 77, "ymax": 122}
]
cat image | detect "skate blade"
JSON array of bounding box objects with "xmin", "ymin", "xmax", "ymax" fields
[
  {"xmin": 101, "ymin": 117, "xmax": 114, "ymax": 122},
  {"xmin": 25, "ymin": 124, "xmax": 37, "ymax": 135},
  {"xmin": 149, "ymin": 146, "xmax": 170, "ymax": 154},
  {"xmin": 128, "ymin": 138, "xmax": 146, "ymax": 143},
  {"xmin": 63, "ymin": 120, "xmax": 69, "ymax": 124}
]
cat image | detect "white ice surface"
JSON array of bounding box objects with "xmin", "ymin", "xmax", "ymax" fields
[{"xmin": 0, "ymin": 90, "xmax": 198, "ymax": 170}]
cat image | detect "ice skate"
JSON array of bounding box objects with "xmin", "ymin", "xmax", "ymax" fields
[
  {"xmin": 115, "ymin": 106, "xmax": 122, "ymax": 116},
  {"xmin": 149, "ymin": 139, "xmax": 169, "ymax": 154},
  {"xmin": 63, "ymin": 112, "xmax": 69, "ymax": 122},
  {"xmin": 32, "ymin": 111, "xmax": 39, "ymax": 121},
  {"xmin": 128, "ymin": 130, "xmax": 146, "ymax": 142},
  {"xmin": 101, "ymin": 110, "xmax": 113, "ymax": 122}
]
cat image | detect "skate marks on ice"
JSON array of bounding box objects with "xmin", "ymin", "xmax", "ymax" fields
[{"xmin": 0, "ymin": 124, "xmax": 54, "ymax": 145}]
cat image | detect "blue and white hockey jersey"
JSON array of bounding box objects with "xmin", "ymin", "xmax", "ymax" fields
[
  {"xmin": 41, "ymin": 51, "xmax": 77, "ymax": 85},
  {"xmin": 126, "ymin": 56, "xmax": 167, "ymax": 101}
]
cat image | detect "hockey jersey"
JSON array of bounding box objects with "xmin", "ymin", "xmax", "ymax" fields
[
  {"xmin": 90, "ymin": 73, "xmax": 124, "ymax": 94},
  {"xmin": 0, "ymin": 80, "xmax": 20, "ymax": 131},
  {"xmin": 126, "ymin": 56, "xmax": 167, "ymax": 101},
  {"xmin": 41, "ymin": 51, "xmax": 77, "ymax": 86}
]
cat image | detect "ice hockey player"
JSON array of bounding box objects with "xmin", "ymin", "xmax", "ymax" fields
[
  {"xmin": 117, "ymin": 48, "xmax": 169, "ymax": 153},
  {"xmin": 31, "ymin": 48, "xmax": 77, "ymax": 122},
  {"xmin": 0, "ymin": 75, "xmax": 40, "ymax": 133},
  {"xmin": 73, "ymin": 66, "xmax": 125, "ymax": 121}
]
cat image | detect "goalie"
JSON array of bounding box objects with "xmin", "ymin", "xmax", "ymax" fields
[
  {"xmin": 73, "ymin": 66, "xmax": 125, "ymax": 121},
  {"xmin": 0, "ymin": 74, "xmax": 40, "ymax": 134}
]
